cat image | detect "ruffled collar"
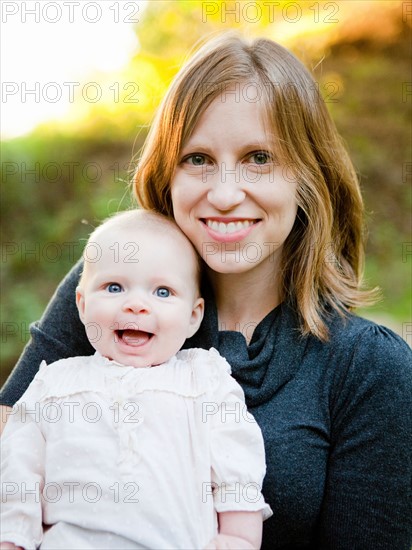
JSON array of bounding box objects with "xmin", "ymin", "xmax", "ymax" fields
[
  {"xmin": 93, "ymin": 350, "xmax": 154, "ymax": 370},
  {"xmin": 184, "ymin": 282, "xmax": 310, "ymax": 407}
]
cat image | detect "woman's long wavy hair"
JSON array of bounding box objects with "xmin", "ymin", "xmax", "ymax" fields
[{"xmin": 134, "ymin": 32, "xmax": 377, "ymax": 340}]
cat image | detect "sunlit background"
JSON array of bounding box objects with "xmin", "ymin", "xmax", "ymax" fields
[
  {"xmin": 1, "ymin": 1, "xmax": 144, "ymax": 138},
  {"xmin": 1, "ymin": 0, "xmax": 411, "ymax": 382}
]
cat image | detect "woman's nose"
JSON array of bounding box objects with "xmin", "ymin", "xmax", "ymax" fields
[{"xmin": 206, "ymin": 165, "xmax": 246, "ymax": 211}]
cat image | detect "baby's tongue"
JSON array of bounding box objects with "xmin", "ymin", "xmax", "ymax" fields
[{"xmin": 121, "ymin": 330, "xmax": 150, "ymax": 346}]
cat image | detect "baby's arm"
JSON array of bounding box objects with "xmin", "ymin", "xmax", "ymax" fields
[
  {"xmin": 202, "ymin": 349, "xmax": 271, "ymax": 550},
  {"xmin": 0, "ymin": 543, "xmax": 23, "ymax": 549},
  {"xmin": 1, "ymin": 388, "xmax": 45, "ymax": 549},
  {"xmin": 204, "ymin": 510, "xmax": 262, "ymax": 549},
  {"xmin": 0, "ymin": 405, "xmax": 13, "ymax": 435}
]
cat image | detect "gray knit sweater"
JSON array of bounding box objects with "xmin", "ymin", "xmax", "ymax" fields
[{"xmin": 1, "ymin": 261, "xmax": 411, "ymax": 549}]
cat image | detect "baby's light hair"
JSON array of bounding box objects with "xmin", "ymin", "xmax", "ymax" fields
[{"xmin": 78, "ymin": 209, "xmax": 202, "ymax": 293}]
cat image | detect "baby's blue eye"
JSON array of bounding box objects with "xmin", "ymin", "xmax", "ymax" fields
[
  {"xmin": 107, "ymin": 283, "xmax": 123, "ymax": 293},
  {"xmin": 156, "ymin": 287, "xmax": 170, "ymax": 298}
]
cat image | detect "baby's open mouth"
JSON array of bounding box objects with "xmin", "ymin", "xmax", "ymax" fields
[{"xmin": 115, "ymin": 329, "xmax": 153, "ymax": 347}]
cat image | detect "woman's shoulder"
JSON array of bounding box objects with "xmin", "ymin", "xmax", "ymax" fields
[
  {"xmin": 321, "ymin": 311, "xmax": 412, "ymax": 399},
  {"xmin": 284, "ymin": 299, "xmax": 411, "ymax": 372},
  {"xmin": 326, "ymin": 310, "xmax": 411, "ymax": 359}
]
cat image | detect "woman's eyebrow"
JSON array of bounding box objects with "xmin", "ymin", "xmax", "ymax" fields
[
  {"xmin": 181, "ymin": 139, "xmax": 276, "ymax": 154},
  {"xmin": 180, "ymin": 141, "xmax": 213, "ymax": 152}
]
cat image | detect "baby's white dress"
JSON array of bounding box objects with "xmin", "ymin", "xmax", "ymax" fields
[{"xmin": 1, "ymin": 348, "xmax": 271, "ymax": 549}]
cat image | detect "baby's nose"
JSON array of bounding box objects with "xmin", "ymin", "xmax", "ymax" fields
[{"xmin": 122, "ymin": 293, "xmax": 151, "ymax": 314}]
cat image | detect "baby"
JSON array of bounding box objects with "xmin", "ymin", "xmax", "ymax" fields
[{"xmin": 1, "ymin": 210, "xmax": 271, "ymax": 550}]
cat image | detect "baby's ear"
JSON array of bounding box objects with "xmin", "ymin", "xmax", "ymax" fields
[
  {"xmin": 75, "ymin": 286, "xmax": 86, "ymax": 324},
  {"xmin": 187, "ymin": 297, "xmax": 205, "ymax": 338}
]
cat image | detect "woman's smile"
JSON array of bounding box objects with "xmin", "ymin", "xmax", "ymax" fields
[{"xmin": 201, "ymin": 217, "xmax": 261, "ymax": 242}]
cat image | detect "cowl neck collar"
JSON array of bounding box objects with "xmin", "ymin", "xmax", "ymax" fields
[{"xmin": 184, "ymin": 282, "xmax": 309, "ymax": 407}]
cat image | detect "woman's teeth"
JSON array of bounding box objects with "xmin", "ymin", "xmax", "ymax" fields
[{"xmin": 206, "ymin": 220, "xmax": 255, "ymax": 234}]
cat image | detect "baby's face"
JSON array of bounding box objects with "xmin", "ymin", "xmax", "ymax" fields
[{"xmin": 76, "ymin": 228, "xmax": 203, "ymax": 367}]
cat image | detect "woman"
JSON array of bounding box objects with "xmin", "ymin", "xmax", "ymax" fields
[{"xmin": 1, "ymin": 33, "xmax": 411, "ymax": 549}]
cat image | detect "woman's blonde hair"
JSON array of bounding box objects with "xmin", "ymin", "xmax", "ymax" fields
[{"xmin": 134, "ymin": 32, "xmax": 377, "ymax": 340}]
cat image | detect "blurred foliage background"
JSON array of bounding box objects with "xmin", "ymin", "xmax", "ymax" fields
[{"xmin": 1, "ymin": 0, "xmax": 411, "ymax": 385}]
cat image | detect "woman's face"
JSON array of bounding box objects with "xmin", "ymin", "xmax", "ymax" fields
[{"xmin": 171, "ymin": 90, "xmax": 298, "ymax": 278}]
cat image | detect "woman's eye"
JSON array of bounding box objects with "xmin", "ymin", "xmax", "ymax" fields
[
  {"xmin": 249, "ymin": 152, "xmax": 271, "ymax": 165},
  {"xmin": 185, "ymin": 154, "xmax": 207, "ymax": 166},
  {"xmin": 156, "ymin": 287, "xmax": 170, "ymax": 298},
  {"xmin": 107, "ymin": 283, "xmax": 123, "ymax": 293}
]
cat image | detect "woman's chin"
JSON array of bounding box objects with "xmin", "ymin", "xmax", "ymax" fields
[{"xmin": 205, "ymin": 257, "xmax": 266, "ymax": 276}]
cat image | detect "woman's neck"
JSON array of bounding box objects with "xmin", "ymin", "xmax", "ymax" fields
[{"xmin": 207, "ymin": 266, "xmax": 281, "ymax": 343}]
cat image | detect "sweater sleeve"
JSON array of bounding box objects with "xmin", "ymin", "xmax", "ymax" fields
[
  {"xmin": 317, "ymin": 325, "xmax": 412, "ymax": 550},
  {"xmin": 0, "ymin": 260, "xmax": 94, "ymax": 407}
]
